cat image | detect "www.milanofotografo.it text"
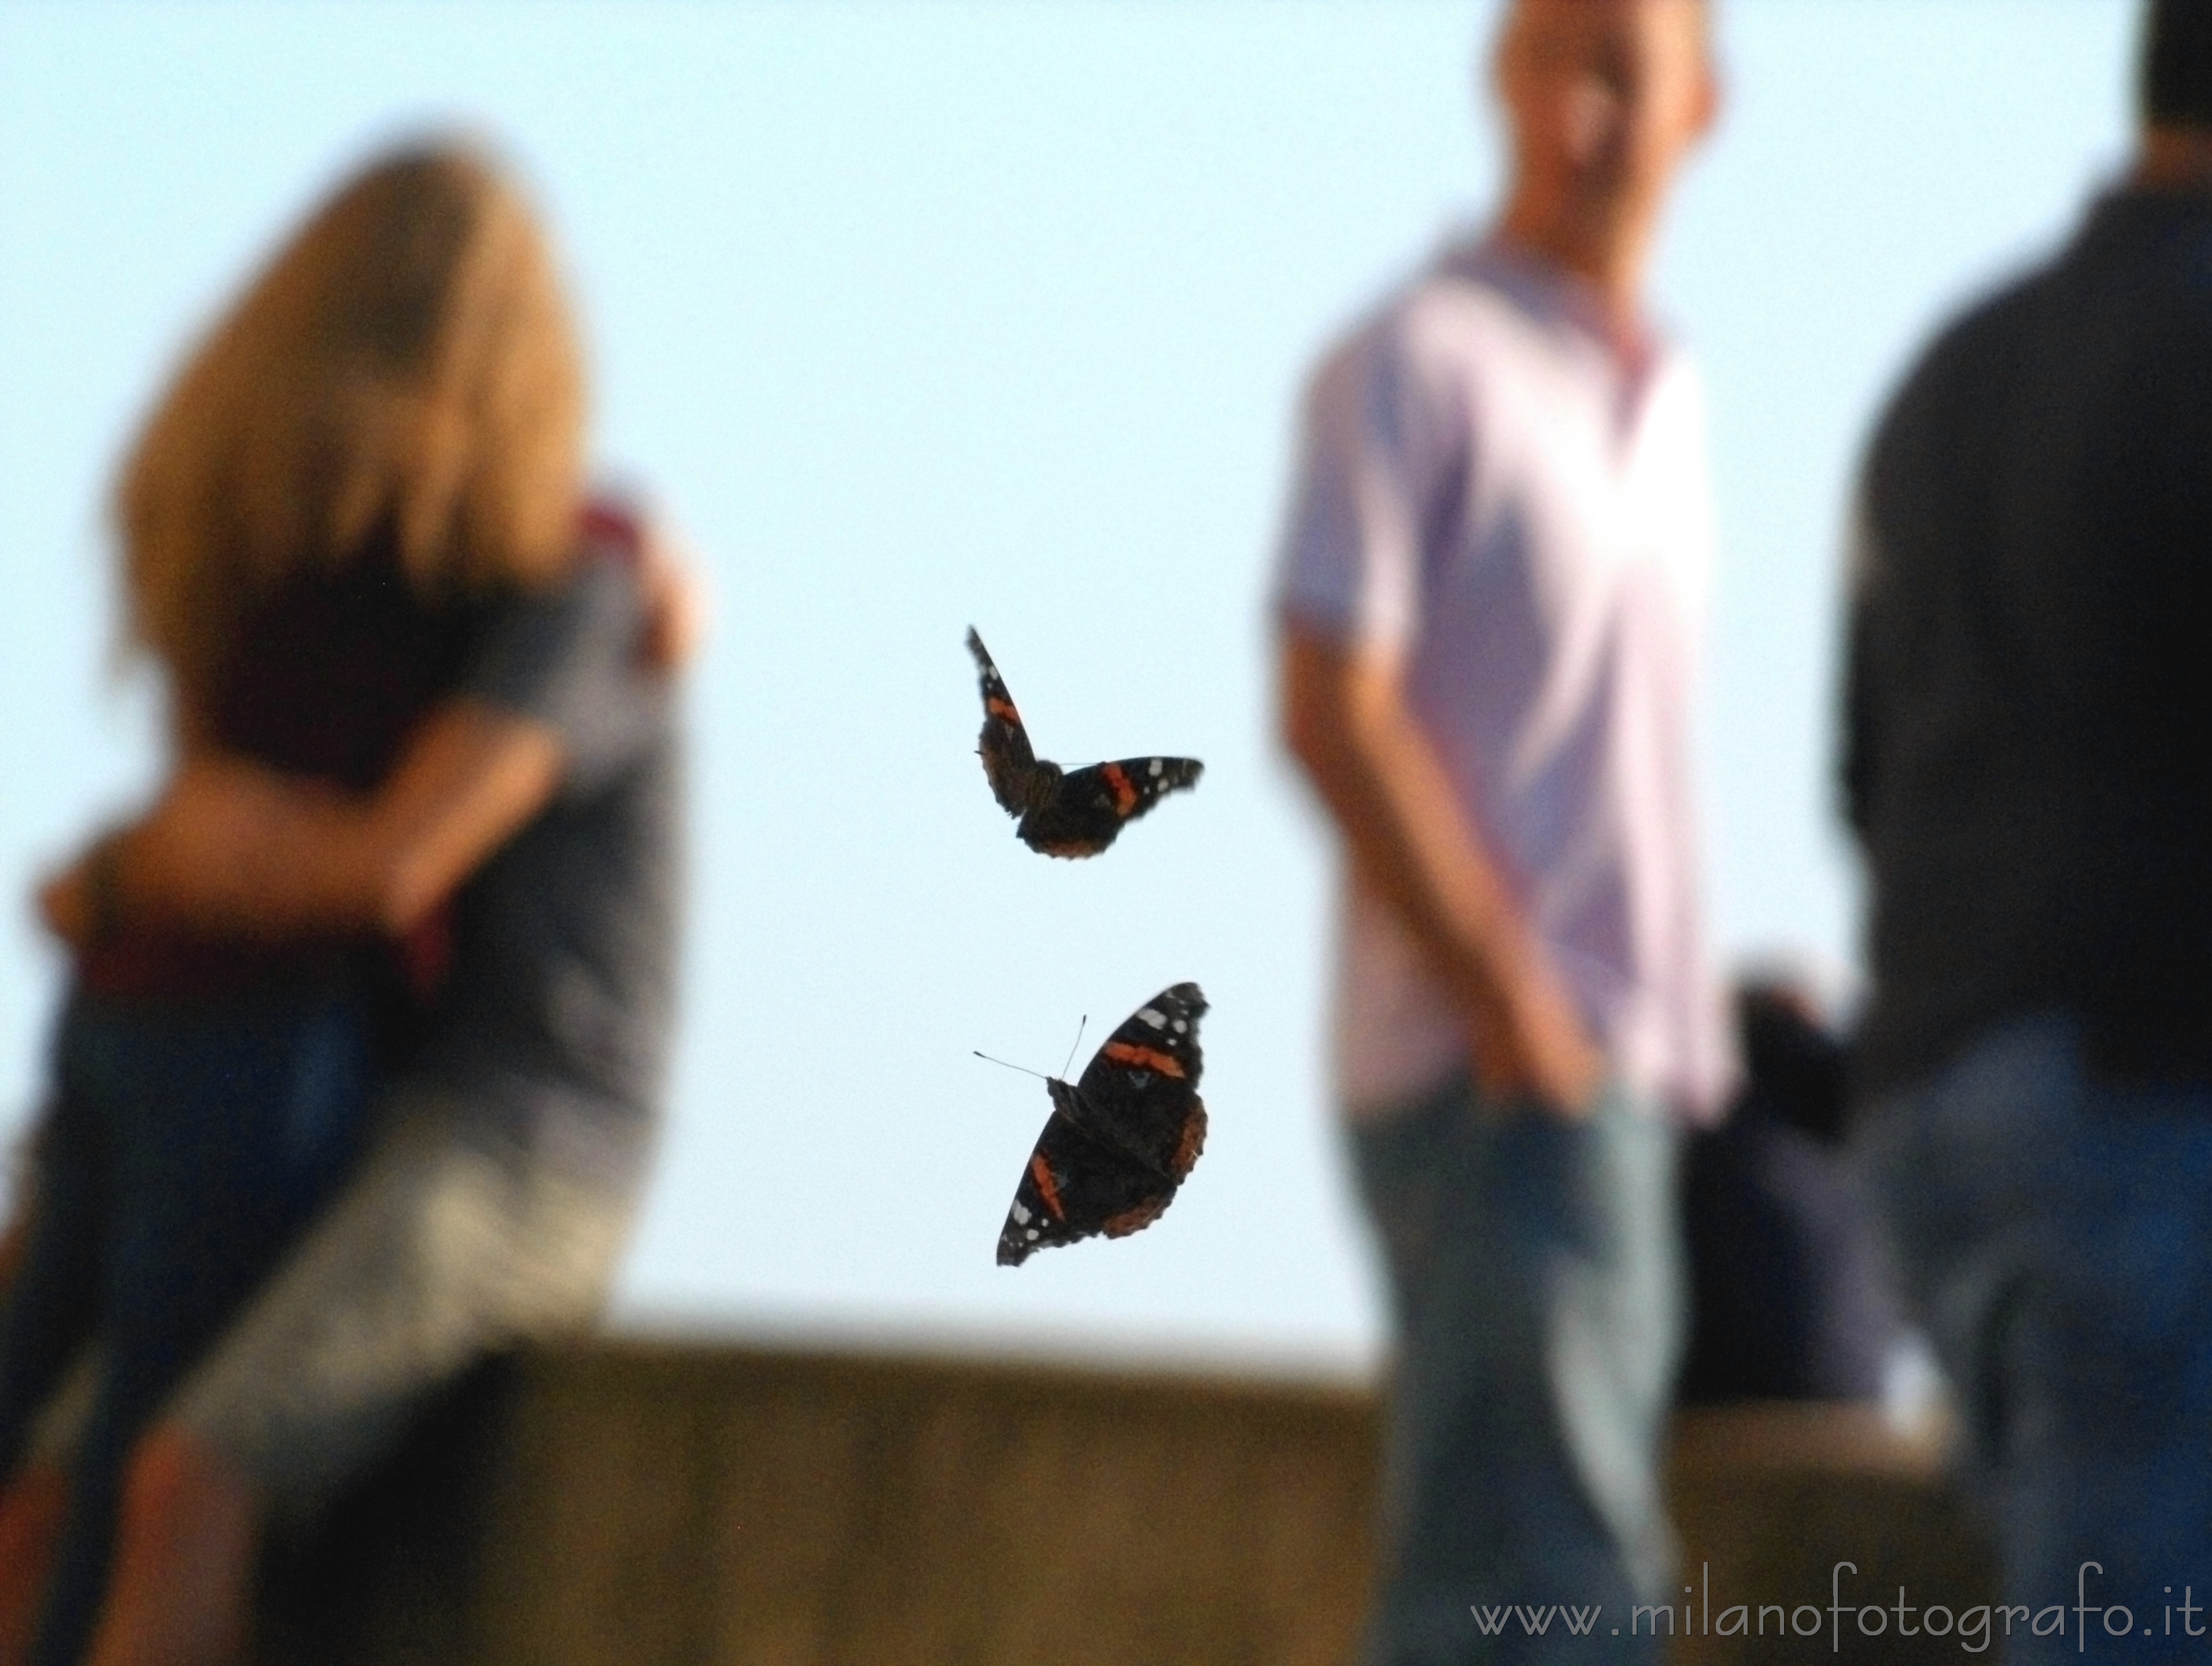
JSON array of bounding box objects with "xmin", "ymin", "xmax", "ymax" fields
[{"xmin": 1473, "ymin": 1563, "xmax": 2212, "ymax": 1652}]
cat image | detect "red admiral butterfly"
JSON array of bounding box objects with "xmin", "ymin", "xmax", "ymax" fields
[
  {"xmin": 996, "ymin": 983, "xmax": 1209, "ymax": 1266},
  {"xmin": 967, "ymin": 628, "xmax": 1203, "ymax": 858}
]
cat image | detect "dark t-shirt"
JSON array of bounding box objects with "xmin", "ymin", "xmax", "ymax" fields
[
  {"xmin": 82, "ymin": 528, "xmax": 487, "ymax": 1002},
  {"xmin": 212, "ymin": 526, "xmax": 487, "ymax": 792},
  {"xmin": 402, "ymin": 533, "xmax": 681, "ymax": 1175},
  {"xmin": 1845, "ymin": 188, "xmax": 2212, "ymax": 1094}
]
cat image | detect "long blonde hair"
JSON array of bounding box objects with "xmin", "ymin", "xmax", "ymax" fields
[{"xmin": 116, "ymin": 142, "xmax": 586, "ymax": 708}]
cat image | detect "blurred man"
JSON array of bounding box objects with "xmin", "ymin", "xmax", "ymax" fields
[
  {"xmin": 1274, "ymin": 2, "xmax": 1724, "ymax": 1658},
  {"xmin": 1844, "ymin": 5, "xmax": 2212, "ymax": 1656}
]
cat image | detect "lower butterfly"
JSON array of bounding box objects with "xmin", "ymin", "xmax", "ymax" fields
[{"xmin": 994, "ymin": 983, "xmax": 1209, "ymax": 1266}]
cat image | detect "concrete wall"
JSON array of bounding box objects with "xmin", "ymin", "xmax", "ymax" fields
[{"xmin": 258, "ymin": 1342, "xmax": 1991, "ymax": 1666}]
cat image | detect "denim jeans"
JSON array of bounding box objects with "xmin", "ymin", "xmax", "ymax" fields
[
  {"xmin": 1856, "ymin": 1014, "xmax": 2212, "ymax": 1664},
  {"xmin": 0, "ymin": 987, "xmax": 369, "ymax": 1666},
  {"xmin": 1350, "ymin": 1073, "xmax": 1682, "ymax": 1666}
]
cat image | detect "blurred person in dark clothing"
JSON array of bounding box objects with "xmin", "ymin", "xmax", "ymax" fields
[
  {"xmin": 1843, "ymin": 2, "xmax": 2212, "ymax": 1653},
  {"xmin": 1677, "ymin": 980, "xmax": 1899, "ymax": 1406}
]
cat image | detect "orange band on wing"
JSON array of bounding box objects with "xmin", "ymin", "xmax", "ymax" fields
[
  {"xmin": 1173, "ymin": 1108, "xmax": 1205, "ymax": 1177},
  {"xmin": 987, "ymin": 697, "xmax": 1022, "ymax": 723},
  {"xmin": 1103, "ymin": 1041, "xmax": 1186, "ymax": 1078},
  {"xmin": 1101, "ymin": 761, "xmax": 1139, "ymax": 813},
  {"xmin": 1030, "ymin": 1153, "xmax": 1066, "ymax": 1219}
]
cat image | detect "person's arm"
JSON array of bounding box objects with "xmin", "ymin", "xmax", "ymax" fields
[
  {"xmin": 39, "ymin": 513, "xmax": 704, "ymax": 950},
  {"xmin": 0, "ymin": 1189, "xmax": 27, "ymax": 1291},
  {"xmin": 0, "ymin": 1116, "xmax": 41, "ymax": 1294},
  {"xmin": 1274, "ymin": 321, "xmax": 1599, "ymax": 1117},
  {"xmin": 40, "ymin": 702, "xmax": 563, "ymax": 946},
  {"xmin": 1280, "ymin": 621, "xmax": 1602, "ymax": 1116},
  {"xmin": 1838, "ymin": 492, "xmax": 1884, "ymax": 846}
]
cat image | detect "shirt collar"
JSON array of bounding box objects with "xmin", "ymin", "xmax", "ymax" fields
[{"xmin": 1441, "ymin": 231, "xmax": 1667, "ymax": 382}]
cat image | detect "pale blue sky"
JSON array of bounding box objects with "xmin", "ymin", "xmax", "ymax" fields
[{"xmin": 0, "ymin": 1, "xmax": 2137, "ymax": 1370}]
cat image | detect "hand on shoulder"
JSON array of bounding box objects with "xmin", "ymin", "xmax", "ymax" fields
[{"xmin": 580, "ymin": 495, "xmax": 708, "ymax": 673}]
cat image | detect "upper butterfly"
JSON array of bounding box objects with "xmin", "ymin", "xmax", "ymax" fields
[
  {"xmin": 996, "ymin": 982, "xmax": 1208, "ymax": 1266},
  {"xmin": 967, "ymin": 628, "xmax": 1203, "ymax": 858}
]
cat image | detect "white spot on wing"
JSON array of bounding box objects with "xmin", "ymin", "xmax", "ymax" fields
[
  {"xmin": 1025, "ymin": 1228, "xmax": 1040, "ymax": 1241},
  {"xmin": 1149, "ymin": 758, "xmax": 1164, "ymax": 776},
  {"xmin": 1137, "ymin": 1008, "xmax": 1166, "ymax": 1029},
  {"xmin": 1011, "ymin": 1201, "xmax": 1031, "ymax": 1225},
  {"xmin": 1172, "ymin": 1019, "xmax": 1188, "ymax": 1033}
]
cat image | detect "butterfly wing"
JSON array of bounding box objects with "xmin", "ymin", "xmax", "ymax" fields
[
  {"xmin": 967, "ymin": 628, "xmax": 1039, "ymax": 817},
  {"xmin": 1015, "ymin": 755, "xmax": 1205, "ymax": 858},
  {"xmin": 996, "ymin": 1101, "xmax": 1180, "ymax": 1266},
  {"xmin": 1067, "ymin": 982, "xmax": 1207, "ymax": 1179}
]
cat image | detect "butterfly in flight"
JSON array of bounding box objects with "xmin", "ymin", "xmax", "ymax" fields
[
  {"xmin": 967, "ymin": 628, "xmax": 1202, "ymax": 858},
  {"xmin": 995, "ymin": 983, "xmax": 1209, "ymax": 1266}
]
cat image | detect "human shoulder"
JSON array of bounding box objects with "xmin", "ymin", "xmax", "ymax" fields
[
  {"xmin": 1871, "ymin": 263, "xmax": 2049, "ymax": 470},
  {"xmin": 1296, "ymin": 244, "xmax": 1513, "ymax": 465},
  {"xmin": 461, "ymin": 495, "xmax": 670, "ymax": 788},
  {"xmin": 479, "ymin": 540, "xmax": 644, "ymax": 683},
  {"xmin": 1321, "ymin": 243, "xmax": 1520, "ymax": 376},
  {"xmin": 1852, "ymin": 261, "xmax": 2055, "ymax": 608},
  {"xmin": 511, "ymin": 495, "xmax": 655, "ymax": 639}
]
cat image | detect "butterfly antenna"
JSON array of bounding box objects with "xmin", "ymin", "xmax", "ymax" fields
[
  {"xmin": 1061, "ymin": 1016, "xmax": 1087, "ymax": 1080},
  {"xmin": 973, "ymin": 1051, "xmax": 1048, "ymax": 1082}
]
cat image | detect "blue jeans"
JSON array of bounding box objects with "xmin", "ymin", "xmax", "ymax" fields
[
  {"xmin": 0, "ymin": 988, "xmax": 370, "ymax": 1666},
  {"xmin": 1350, "ymin": 1074, "xmax": 1682, "ymax": 1666},
  {"xmin": 1856, "ymin": 1015, "xmax": 2212, "ymax": 1664}
]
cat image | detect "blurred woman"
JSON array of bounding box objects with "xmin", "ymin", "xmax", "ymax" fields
[{"xmin": 0, "ymin": 142, "xmax": 689, "ymax": 1666}]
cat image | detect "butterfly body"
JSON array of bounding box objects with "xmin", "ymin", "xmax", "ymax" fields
[
  {"xmin": 997, "ymin": 983, "xmax": 1209, "ymax": 1266},
  {"xmin": 967, "ymin": 628, "xmax": 1203, "ymax": 858}
]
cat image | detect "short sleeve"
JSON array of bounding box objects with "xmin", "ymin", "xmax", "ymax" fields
[
  {"xmin": 1272, "ymin": 314, "xmax": 1467, "ymax": 652},
  {"xmin": 462, "ymin": 557, "xmax": 668, "ymax": 798}
]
